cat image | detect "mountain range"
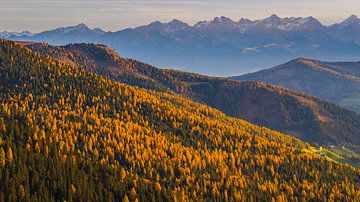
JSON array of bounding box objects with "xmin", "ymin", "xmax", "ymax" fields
[
  {"xmin": 2, "ymin": 14, "xmax": 360, "ymax": 76},
  {"xmin": 23, "ymin": 42, "xmax": 360, "ymax": 154},
  {"xmin": 232, "ymin": 58, "xmax": 360, "ymax": 113}
]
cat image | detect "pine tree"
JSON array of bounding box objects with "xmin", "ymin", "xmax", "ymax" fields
[
  {"xmin": 123, "ymin": 195, "xmax": 130, "ymax": 202},
  {"xmin": 0, "ymin": 147, "xmax": 5, "ymax": 167},
  {"xmin": 6, "ymin": 147, "xmax": 13, "ymax": 164},
  {"xmin": 18, "ymin": 185, "xmax": 25, "ymax": 198}
]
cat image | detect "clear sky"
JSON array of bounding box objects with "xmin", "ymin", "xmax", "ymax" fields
[{"xmin": 1, "ymin": 0, "xmax": 359, "ymax": 32}]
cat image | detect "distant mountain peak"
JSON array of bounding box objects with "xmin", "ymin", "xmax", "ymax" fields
[
  {"xmin": 194, "ymin": 16, "xmax": 239, "ymax": 31},
  {"xmin": 253, "ymin": 14, "xmax": 282, "ymax": 29},
  {"xmin": 269, "ymin": 14, "xmax": 280, "ymax": 19},
  {"xmin": 19, "ymin": 31, "xmax": 33, "ymax": 35},
  {"xmin": 31, "ymin": 23, "xmax": 106, "ymax": 36},
  {"xmin": 51, "ymin": 23, "xmax": 93, "ymax": 34},
  {"xmin": 93, "ymin": 28, "xmax": 106, "ymax": 34},
  {"xmin": 333, "ymin": 15, "xmax": 360, "ymax": 29},
  {"xmin": 147, "ymin": 21, "xmax": 162, "ymax": 28},
  {"xmin": 0, "ymin": 30, "xmax": 34, "ymax": 38},
  {"xmin": 303, "ymin": 16, "xmax": 318, "ymax": 22},
  {"xmin": 213, "ymin": 16, "xmax": 234, "ymax": 23},
  {"xmin": 253, "ymin": 15, "xmax": 324, "ymax": 31},
  {"xmin": 68, "ymin": 23, "xmax": 91, "ymax": 30},
  {"xmin": 76, "ymin": 23, "xmax": 88, "ymax": 28},
  {"xmin": 141, "ymin": 19, "xmax": 191, "ymax": 34},
  {"xmin": 166, "ymin": 19, "xmax": 189, "ymax": 28},
  {"xmin": 265, "ymin": 14, "xmax": 281, "ymax": 22},
  {"xmin": 342, "ymin": 14, "xmax": 360, "ymax": 25},
  {"xmin": 168, "ymin": 19, "xmax": 184, "ymax": 24},
  {"xmin": 163, "ymin": 19, "xmax": 190, "ymax": 33},
  {"xmin": 239, "ymin": 18, "xmax": 253, "ymax": 23},
  {"xmin": 347, "ymin": 14, "xmax": 359, "ymax": 21},
  {"xmin": 294, "ymin": 17, "xmax": 323, "ymax": 27}
]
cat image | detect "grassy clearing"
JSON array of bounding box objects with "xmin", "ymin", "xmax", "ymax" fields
[{"xmin": 306, "ymin": 146, "xmax": 360, "ymax": 168}]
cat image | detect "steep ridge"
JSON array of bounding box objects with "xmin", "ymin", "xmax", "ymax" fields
[
  {"xmin": 2, "ymin": 39, "xmax": 360, "ymax": 200},
  {"xmin": 24, "ymin": 42, "xmax": 360, "ymax": 152},
  {"xmin": 232, "ymin": 58, "xmax": 360, "ymax": 112}
]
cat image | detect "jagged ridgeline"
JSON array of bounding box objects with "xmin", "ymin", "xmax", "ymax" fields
[{"xmin": 0, "ymin": 39, "xmax": 359, "ymax": 201}]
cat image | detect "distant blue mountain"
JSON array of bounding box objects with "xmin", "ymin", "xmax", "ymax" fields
[
  {"xmin": 2, "ymin": 15, "xmax": 360, "ymax": 76},
  {"xmin": 3, "ymin": 23, "xmax": 105, "ymax": 45}
]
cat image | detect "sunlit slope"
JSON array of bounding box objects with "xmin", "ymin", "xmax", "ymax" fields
[
  {"xmin": 25, "ymin": 42, "xmax": 360, "ymax": 153},
  {"xmin": 0, "ymin": 39, "xmax": 359, "ymax": 201}
]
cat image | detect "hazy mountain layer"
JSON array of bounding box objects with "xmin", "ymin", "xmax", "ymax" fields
[
  {"xmin": 3, "ymin": 15, "xmax": 360, "ymax": 76},
  {"xmin": 233, "ymin": 58, "xmax": 360, "ymax": 113}
]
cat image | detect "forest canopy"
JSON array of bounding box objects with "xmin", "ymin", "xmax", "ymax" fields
[{"xmin": 0, "ymin": 39, "xmax": 359, "ymax": 201}]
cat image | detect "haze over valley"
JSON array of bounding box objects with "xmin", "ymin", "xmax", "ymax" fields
[{"xmin": 2, "ymin": 14, "xmax": 360, "ymax": 76}]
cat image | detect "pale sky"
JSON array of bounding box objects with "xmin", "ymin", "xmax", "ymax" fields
[{"xmin": 1, "ymin": 0, "xmax": 359, "ymax": 32}]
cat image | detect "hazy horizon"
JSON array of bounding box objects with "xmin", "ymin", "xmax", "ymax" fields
[
  {"xmin": 1, "ymin": 14, "xmax": 359, "ymax": 33},
  {"xmin": 1, "ymin": 0, "xmax": 359, "ymax": 32}
]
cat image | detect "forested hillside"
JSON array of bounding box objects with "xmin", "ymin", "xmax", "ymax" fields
[
  {"xmin": 25, "ymin": 42, "xmax": 360, "ymax": 153},
  {"xmin": 1, "ymin": 39, "xmax": 360, "ymax": 201}
]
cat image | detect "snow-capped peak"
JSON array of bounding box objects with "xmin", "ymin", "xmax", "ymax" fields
[
  {"xmin": 140, "ymin": 19, "xmax": 192, "ymax": 35},
  {"xmin": 251, "ymin": 15, "xmax": 323, "ymax": 31},
  {"xmin": 0, "ymin": 32, "xmax": 14, "ymax": 38},
  {"xmin": 213, "ymin": 16, "xmax": 234, "ymax": 24},
  {"xmin": 46, "ymin": 23, "xmax": 105, "ymax": 35},
  {"xmin": 194, "ymin": 16, "xmax": 240, "ymax": 31},
  {"xmin": 60, "ymin": 23, "xmax": 90, "ymax": 33},
  {"xmin": 296, "ymin": 16, "xmax": 318, "ymax": 24},
  {"xmin": 192, "ymin": 15, "xmax": 325, "ymax": 33},
  {"xmin": 163, "ymin": 19, "xmax": 190, "ymax": 33},
  {"xmin": 253, "ymin": 14, "xmax": 281, "ymax": 29},
  {"xmin": 195, "ymin": 16, "xmax": 235, "ymax": 27},
  {"xmin": 0, "ymin": 31, "xmax": 34, "ymax": 38}
]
